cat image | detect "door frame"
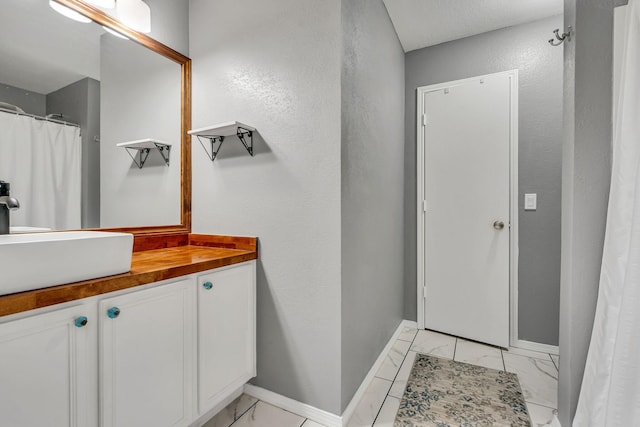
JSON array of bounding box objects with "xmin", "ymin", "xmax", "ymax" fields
[{"xmin": 416, "ymin": 70, "xmax": 519, "ymax": 347}]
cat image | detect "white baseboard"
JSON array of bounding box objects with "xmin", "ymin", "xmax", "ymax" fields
[
  {"xmin": 244, "ymin": 384, "xmax": 342, "ymax": 427},
  {"xmin": 243, "ymin": 324, "xmax": 556, "ymax": 427},
  {"xmin": 513, "ymin": 339, "xmax": 559, "ymax": 356},
  {"xmin": 340, "ymin": 319, "xmax": 415, "ymax": 426},
  {"xmin": 243, "ymin": 319, "xmax": 416, "ymax": 427}
]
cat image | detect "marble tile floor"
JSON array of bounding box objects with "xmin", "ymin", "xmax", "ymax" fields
[
  {"xmin": 204, "ymin": 326, "xmax": 559, "ymax": 427},
  {"xmin": 202, "ymin": 396, "xmax": 323, "ymax": 427}
]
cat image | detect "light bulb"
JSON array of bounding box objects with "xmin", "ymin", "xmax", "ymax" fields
[
  {"xmin": 116, "ymin": 0, "xmax": 151, "ymax": 34},
  {"xmin": 49, "ymin": 1, "xmax": 92, "ymax": 23}
]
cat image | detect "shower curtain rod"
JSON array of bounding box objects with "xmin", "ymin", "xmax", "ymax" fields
[{"xmin": 0, "ymin": 107, "xmax": 80, "ymax": 128}]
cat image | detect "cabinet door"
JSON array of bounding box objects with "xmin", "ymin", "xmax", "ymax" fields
[
  {"xmin": 198, "ymin": 261, "xmax": 256, "ymax": 414},
  {"xmin": 100, "ymin": 279, "xmax": 196, "ymax": 427},
  {"xmin": 0, "ymin": 304, "xmax": 97, "ymax": 427}
]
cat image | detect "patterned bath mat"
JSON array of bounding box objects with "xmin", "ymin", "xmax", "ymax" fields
[{"xmin": 395, "ymin": 353, "xmax": 531, "ymax": 427}]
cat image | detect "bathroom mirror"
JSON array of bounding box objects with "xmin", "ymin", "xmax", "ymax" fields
[{"xmin": 0, "ymin": 0, "xmax": 191, "ymax": 234}]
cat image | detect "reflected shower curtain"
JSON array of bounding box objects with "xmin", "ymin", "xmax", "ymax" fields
[
  {"xmin": 574, "ymin": 0, "xmax": 640, "ymax": 425},
  {"xmin": 0, "ymin": 113, "xmax": 81, "ymax": 230}
]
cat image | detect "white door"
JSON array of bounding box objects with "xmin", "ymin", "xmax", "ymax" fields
[
  {"xmin": 420, "ymin": 72, "xmax": 516, "ymax": 348},
  {"xmin": 197, "ymin": 261, "xmax": 256, "ymax": 415},
  {"xmin": 0, "ymin": 304, "xmax": 98, "ymax": 427},
  {"xmin": 100, "ymin": 279, "xmax": 196, "ymax": 427}
]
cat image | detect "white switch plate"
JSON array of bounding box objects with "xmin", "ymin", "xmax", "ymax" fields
[{"xmin": 525, "ymin": 193, "xmax": 537, "ymax": 210}]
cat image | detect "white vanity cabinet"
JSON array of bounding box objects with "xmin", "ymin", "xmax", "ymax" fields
[
  {"xmin": 197, "ymin": 261, "xmax": 256, "ymax": 415},
  {"xmin": 0, "ymin": 260, "xmax": 256, "ymax": 427},
  {"xmin": 99, "ymin": 278, "xmax": 196, "ymax": 427},
  {"xmin": 0, "ymin": 304, "xmax": 98, "ymax": 427}
]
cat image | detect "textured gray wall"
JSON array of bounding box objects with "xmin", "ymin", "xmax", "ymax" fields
[
  {"xmin": 47, "ymin": 78, "xmax": 101, "ymax": 228},
  {"xmin": 558, "ymin": 0, "xmax": 613, "ymax": 424},
  {"xmin": 404, "ymin": 16, "xmax": 564, "ymax": 346},
  {"xmin": 190, "ymin": 0, "xmax": 343, "ymax": 414},
  {"xmin": 341, "ymin": 0, "xmax": 405, "ymax": 412},
  {"xmin": 0, "ymin": 83, "xmax": 46, "ymax": 116}
]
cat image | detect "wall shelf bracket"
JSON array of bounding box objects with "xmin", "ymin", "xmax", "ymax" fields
[
  {"xmin": 195, "ymin": 135, "xmax": 226, "ymax": 162},
  {"xmin": 188, "ymin": 121, "xmax": 257, "ymax": 163},
  {"xmin": 117, "ymin": 139, "xmax": 172, "ymax": 169},
  {"xmin": 236, "ymin": 127, "xmax": 254, "ymax": 156}
]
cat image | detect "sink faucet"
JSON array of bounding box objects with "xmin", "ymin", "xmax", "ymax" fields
[{"xmin": 0, "ymin": 181, "xmax": 20, "ymax": 235}]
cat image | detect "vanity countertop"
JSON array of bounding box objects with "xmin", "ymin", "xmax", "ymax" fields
[{"xmin": 0, "ymin": 234, "xmax": 257, "ymax": 317}]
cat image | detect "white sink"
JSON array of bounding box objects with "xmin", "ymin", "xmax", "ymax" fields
[
  {"xmin": 10, "ymin": 226, "xmax": 52, "ymax": 233},
  {"xmin": 0, "ymin": 231, "xmax": 133, "ymax": 296}
]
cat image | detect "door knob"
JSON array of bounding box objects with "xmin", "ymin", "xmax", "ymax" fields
[
  {"xmin": 203, "ymin": 281, "xmax": 213, "ymax": 290},
  {"xmin": 74, "ymin": 316, "xmax": 88, "ymax": 328},
  {"xmin": 493, "ymin": 221, "xmax": 505, "ymax": 230}
]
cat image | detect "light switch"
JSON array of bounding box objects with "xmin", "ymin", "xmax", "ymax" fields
[{"xmin": 525, "ymin": 193, "xmax": 537, "ymax": 210}]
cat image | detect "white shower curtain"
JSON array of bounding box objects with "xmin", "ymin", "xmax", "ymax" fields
[
  {"xmin": 0, "ymin": 112, "xmax": 81, "ymax": 230},
  {"xmin": 574, "ymin": 0, "xmax": 640, "ymax": 425}
]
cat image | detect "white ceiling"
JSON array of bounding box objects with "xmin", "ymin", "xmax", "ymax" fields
[
  {"xmin": 0, "ymin": 0, "xmax": 103, "ymax": 95},
  {"xmin": 382, "ymin": 0, "xmax": 564, "ymax": 52}
]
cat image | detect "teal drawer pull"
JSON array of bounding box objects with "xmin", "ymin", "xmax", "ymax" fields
[
  {"xmin": 107, "ymin": 307, "xmax": 121, "ymax": 319},
  {"xmin": 74, "ymin": 316, "xmax": 88, "ymax": 328}
]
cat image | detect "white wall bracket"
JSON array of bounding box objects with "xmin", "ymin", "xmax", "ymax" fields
[{"xmin": 189, "ymin": 122, "xmax": 256, "ymax": 163}]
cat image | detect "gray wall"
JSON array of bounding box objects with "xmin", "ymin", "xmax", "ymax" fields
[
  {"xmin": 146, "ymin": 0, "xmax": 189, "ymax": 56},
  {"xmin": 558, "ymin": 0, "xmax": 613, "ymax": 424},
  {"xmin": 100, "ymin": 35, "xmax": 182, "ymax": 228},
  {"xmin": 0, "ymin": 83, "xmax": 46, "ymax": 116},
  {"xmin": 404, "ymin": 16, "xmax": 564, "ymax": 346},
  {"xmin": 47, "ymin": 78, "xmax": 101, "ymax": 228},
  {"xmin": 340, "ymin": 0, "xmax": 405, "ymax": 411},
  {"xmin": 190, "ymin": 0, "xmax": 343, "ymax": 414}
]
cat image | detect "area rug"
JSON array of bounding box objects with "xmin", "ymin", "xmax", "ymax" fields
[{"xmin": 394, "ymin": 353, "xmax": 531, "ymax": 427}]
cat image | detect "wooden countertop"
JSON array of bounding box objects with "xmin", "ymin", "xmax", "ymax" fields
[{"xmin": 0, "ymin": 234, "xmax": 257, "ymax": 317}]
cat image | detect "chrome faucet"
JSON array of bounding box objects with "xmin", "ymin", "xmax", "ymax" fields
[{"xmin": 0, "ymin": 181, "xmax": 20, "ymax": 235}]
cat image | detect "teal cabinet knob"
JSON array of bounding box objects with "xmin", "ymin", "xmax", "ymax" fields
[
  {"xmin": 74, "ymin": 316, "xmax": 88, "ymax": 328},
  {"xmin": 107, "ymin": 307, "xmax": 121, "ymax": 319},
  {"xmin": 203, "ymin": 281, "xmax": 213, "ymax": 290}
]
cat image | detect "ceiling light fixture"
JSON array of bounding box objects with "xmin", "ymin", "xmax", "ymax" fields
[
  {"xmin": 102, "ymin": 26, "xmax": 130, "ymax": 40},
  {"xmin": 116, "ymin": 0, "xmax": 151, "ymax": 34},
  {"xmin": 86, "ymin": 0, "xmax": 116, "ymax": 8},
  {"xmin": 49, "ymin": 0, "xmax": 92, "ymax": 23}
]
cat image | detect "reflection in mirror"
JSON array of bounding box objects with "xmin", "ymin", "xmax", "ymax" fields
[{"xmin": 0, "ymin": 0, "xmax": 181, "ymax": 231}]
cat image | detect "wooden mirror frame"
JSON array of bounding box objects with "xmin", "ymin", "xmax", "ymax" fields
[{"xmin": 56, "ymin": 0, "xmax": 191, "ymax": 237}]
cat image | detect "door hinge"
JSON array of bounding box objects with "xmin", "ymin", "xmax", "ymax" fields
[
  {"xmin": 423, "ymin": 286, "xmax": 427, "ymax": 299},
  {"xmin": 422, "ymin": 200, "xmax": 427, "ymax": 212},
  {"xmin": 422, "ymin": 114, "xmax": 427, "ymax": 126}
]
